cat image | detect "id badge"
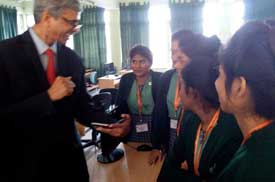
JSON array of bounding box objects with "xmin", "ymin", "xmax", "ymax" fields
[
  {"xmin": 170, "ymin": 119, "xmax": 178, "ymax": 129},
  {"xmin": 136, "ymin": 123, "xmax": 149, "ymax": 133}
]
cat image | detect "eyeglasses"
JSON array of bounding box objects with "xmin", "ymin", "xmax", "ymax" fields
[{"xmin": 61, "ymin": 16, "xmax": 80, "ymax": 28}]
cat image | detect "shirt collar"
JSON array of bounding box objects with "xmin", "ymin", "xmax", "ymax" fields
[{"xmin": 29, "ymin": 28, "xmax": 57, "ymax": 55}]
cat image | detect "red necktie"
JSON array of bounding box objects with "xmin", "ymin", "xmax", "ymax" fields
[{"xmin": 45, "ymin": 48, "xmax": 56, "ymax": 85}]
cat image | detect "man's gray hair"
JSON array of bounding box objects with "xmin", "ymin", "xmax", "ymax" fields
[{"xmin": 33, "ymin": 0, "xmax": 81, "ymax": 23}]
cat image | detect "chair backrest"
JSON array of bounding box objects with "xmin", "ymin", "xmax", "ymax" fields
[
  {"xmin": 90, "ymin": 92, "xmax": 112, "ymax": 111},
  {"xmin": 89, "ymin": 71, "xmax": 98, "ymax": 84},
  {"xmin": 99, "ymin": 88, "xmax": 118, "ymax": 106}
]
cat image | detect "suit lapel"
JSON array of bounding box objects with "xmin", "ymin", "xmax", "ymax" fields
[
  {"xmin": 56, "ymin": 44, "xmax": 73, "ymax": 77},
  {"xmin": 21, "ymin": 31, "xmax": 49, "ymax": 89},
  {"xmin": 56, "ymin": 44, "xmax": 66, "ymax": 76}
]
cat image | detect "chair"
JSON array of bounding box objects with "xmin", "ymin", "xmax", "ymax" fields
[
  {"xmin": 91, "ymin": 92, "xmax": 111, "ymax": 105},
  {"xmin": 81, "ymin": 91, "xmax": 124, "ymax": 163},
  {"xmin": 99, "ymin": 88, "xmax": 118, "ymax": 107},
  {"xmin": 81, "ymin": 92, "xmax": 112, "ymax": 149},
  {"xmin": 97, "ymin": 134, "xmax": 124, "ymax": 164},
  {"xmin": 97, "ymin": 88, "xmax": 124, "ymax": 163}
]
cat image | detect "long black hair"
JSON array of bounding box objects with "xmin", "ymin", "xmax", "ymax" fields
[
  {"xmin": 181, "ymin": 35, "xmax": 221, "ymax": 108},
  {"xmin": 220, "ymin": 21, "xmax": 275, "ymax": 119}
]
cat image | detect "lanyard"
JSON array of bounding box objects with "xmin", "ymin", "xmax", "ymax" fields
[
  {"xmin": 174, "ymin": 76, "xmax": 181, "ymax": 113},
  {"xmin": 241, "ymin": 120, "xmax": 273, "ymax": 145},
  {"xmin": 193, "ymin": 109, "xmax": 221, "ymax": 176},
  {"xmin": 176, "ymin": 108, "xmax": 185, "ymax": 136},
  {"xmin": 136, "ymin": 83, "xmax": 143, "ymax": 121}
]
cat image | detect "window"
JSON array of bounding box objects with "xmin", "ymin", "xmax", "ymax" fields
[
  {"xmin": 26, "ymin": 14, "xmax": 35, "ymax": 27},
  {"xmin": 17, "ymin": 14, "xmax": 34, "ymax": 34},
  {"xmin": 203, "ymin": 0, "xmax": 244, "ymax": 43},
  {"xmin": 66, "ymin": 34, "xmax": 74, "ymax": 49},
  {"xmin": 149, "ymin": 4, "xmax": 171, "ymax": 69}
]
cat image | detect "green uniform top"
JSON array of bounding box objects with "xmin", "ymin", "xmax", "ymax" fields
[
  {"xmin": 158, "ymin": 111, "xmax": 242, "ymax": 182},
  {"xmin": 217, "ymin": 121, "xmax": 275, "ymax": 182},
  {"xmin": 127, "ymin": 76, "xmax": 154, "ymax": 115},
  {"xmin": 167, "ymin": 72, "xmax": 183, "ymax": 119}
]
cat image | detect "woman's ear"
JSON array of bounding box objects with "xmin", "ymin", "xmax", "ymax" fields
[
  {"xmin": 231, "ymin": 76, "xmax": 247, "ymax": 99},
  {"xmin": 235, "ymin": 76, "xmax": 247, "ymax": 97}
]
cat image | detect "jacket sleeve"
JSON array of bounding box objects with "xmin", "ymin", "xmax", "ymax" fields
[
  {"xmin": 151, "ymin": 73, "xmax": 170, "ymax": 150},
  {"xmin": 116, "ymin": 74, "xmax": 131, "ymax": 114},
  {"xmin": 72, "ymin": 57, "xmax": 94, "ymax": 127},
  {"xmin": 157, "ymin": 128, "xmax": 189, "ymax": 182}
]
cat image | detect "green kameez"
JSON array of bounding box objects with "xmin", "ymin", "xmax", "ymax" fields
[
  {"xmin": 217, "ymin": 121, "xmax": 275, "ymax": 182},
  {"xmin": 158, "ymin": 111, "xmax": 242, "ymax": 182},
  {"xmin": 166, "ymin": 72, "xmax": 183, "ymax": 119},
  {"xmin": 127, "ymin": 76, "xmax": 154, "ymax": 115}
]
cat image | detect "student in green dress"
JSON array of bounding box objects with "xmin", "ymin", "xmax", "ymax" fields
[
  {"xmin": 215, "ymin": 21, "xmax": 275, "ymax": 181},
  {"xmin": 97, "ymin": 45, "xmax": 161, "ymax": 146},
  {"xmin": 157, "ymin": 39, "xmax": 243, "ymax": 181},
  {"xmin": 149, "ymin": 30, "xmax": 201, "ymax": 164}
]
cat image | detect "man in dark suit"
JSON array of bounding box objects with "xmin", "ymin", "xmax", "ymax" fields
[{"xmin": 0, "ymin": 0, "xmax": 130, "ymax": 181}]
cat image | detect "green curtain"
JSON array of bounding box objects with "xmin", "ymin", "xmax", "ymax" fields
[
  {"xmin": 120, "ymin": 2, "xmax": 149, "ymax": 68},
  {"xmin": 0, "ymin": 6, "xmax": 17, "ymax": 41},
  {"xmin": 74, "ymin": 7, "xmax": 106, "ymax": 76},
  {"xmin": 244, "ymin": 0, "xmax": 275, "ymax": 21},
  {"xmin": 169, "ymin": 0, "xmax": 205, "ymax": 34}
]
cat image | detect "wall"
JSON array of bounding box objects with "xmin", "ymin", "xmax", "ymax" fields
[
  {"xmin": 93, "ymin": 0, "xmax": 119, "ymax": 9},
  {"xmin": 0, "ymin": 0, "xmax": 22, "ymax": 12},
  {"xmin": 0, "ymin": 0, "xmax": 18, "ymax": 7},
  {"xmin": 93, "ymin": 0, "xmax": 151, "ymax": 9}
]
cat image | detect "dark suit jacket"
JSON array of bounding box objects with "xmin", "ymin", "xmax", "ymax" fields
[
  {"xmin": 0, "ymin": 31, "xmax": 93, "ymax": 182},
  {"xmin": 151, "ymin": 69, "xmax": 176, "ymax": 150}
]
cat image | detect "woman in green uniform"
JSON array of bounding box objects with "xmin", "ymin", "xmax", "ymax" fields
[
  {"xmin": 114, "ymin": 45, "xmax": 161, "ymax": 145},
  {"xmin": 215, "ymin": 21, "xmax": 275, "ymax": 181},
  {"xmin": 150, "ymin": 30, "xmax": 215, "ymax": 164},
  {"xmin": 158, "ymin": 41, "xmax": 243, "ymax": 181},
  {"xmin": 150, "ymin": 30, "xmax": 192, "ymax": 155}
]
